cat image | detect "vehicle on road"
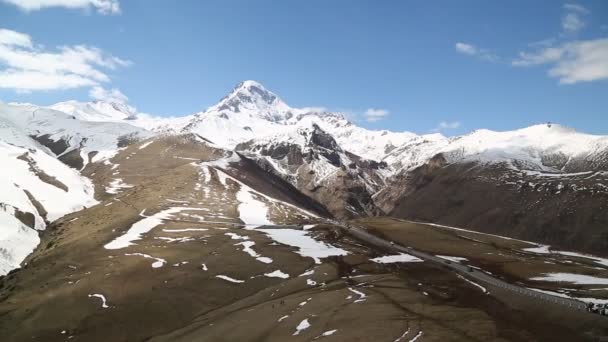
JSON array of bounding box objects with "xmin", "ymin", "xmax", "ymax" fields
[{"xmin": 467, "ymin": 266, "xmax": 474, "ymax": 272}]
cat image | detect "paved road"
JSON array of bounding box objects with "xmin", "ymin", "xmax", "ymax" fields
[{"xmin": 336, "ymin": 221, "xmax": 589, "ymax": 311}]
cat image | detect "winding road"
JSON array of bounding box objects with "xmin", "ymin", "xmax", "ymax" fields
[{"xmin": 337, "ymin": 221, "xmax": 590, "ymax": 311}]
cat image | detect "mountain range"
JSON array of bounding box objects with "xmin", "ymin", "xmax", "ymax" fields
[{"xmin": 1, "ymin": 80, "xmax": 607, "ymax": 275}]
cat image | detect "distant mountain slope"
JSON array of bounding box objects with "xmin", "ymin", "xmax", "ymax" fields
[
  {"xmin": 1, "ymin": 103, "xmax": 152, "ymax": 169},
  {"xmin": 0, "ymin": 116, "xmax": 97, "ymax": 275}
]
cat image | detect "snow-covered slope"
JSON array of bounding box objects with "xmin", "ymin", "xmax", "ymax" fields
[
  {"xmin": 384, "ymin": 124, "xmax": 608, "ymax": 173},
  {"xmin": 49, "ymin": 100, "xmax": 136, "ymax": 122},
  {"xmin": 0, "ymin": 116, "xmax": 98, "ymax": 275},
  {"xmin": 1, "ymin": 103, "xmax": 152, "ymax": 169}
]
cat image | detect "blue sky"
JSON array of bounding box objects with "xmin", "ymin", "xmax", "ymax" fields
[{"xmin": 0, "ymin": 0, "xmax": 607, "ymax": 135}]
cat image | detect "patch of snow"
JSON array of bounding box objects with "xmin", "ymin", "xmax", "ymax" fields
[
  {"xmin": 216, "ymin": 275, "xmax": 245, "ymax": 283},
  {"xmin": 394, "ymin": 328, "xmax": 410, "ymax": 342},
  {"xmin": 88, "ymin": 294, "xmax": 109, "ymax": 308},
  {"xmin": 299, "ymin": 269, "xmax": 315, "ymax": 277},
  {"xmin": 409, "ymin": 331, "xmax": 423, "ymax": 342},
  {"xmin": 278, "ymin": 315, "xmax": 289, "ymax": 322},
  {"xmin": 105, "ymin": 178, "xmax": 133, "ymax": 194},
  {"xmin": 225, "ymin": 232, "xmax": 249, "ymax": 240},
  {"xmin": 104, "ymin": 207, "xmax": 204, "ymax": 249},
  {"xmin": 437, "ymin": 255, "xmax": 468, "ymax": 263},
  {"xmin": 124, "ymin": 253, "xmax": 166, "ymax": 268},
  {"xmin": 456, "ymin": 274, "xmax": 488, "ymax": 293},
  {"xmin": 530, "ymin": 273, "xmax": 608, "ymax": 285},
  {"xmin": 523, "ymin": 245, "xmax": 551, "ymax": 254},
  {"xmin": 371, "ymin": 253, "xmax": 423, "ymax": 263},
  {"xmin": 138, "ymin": 140, "xmax": 154, "ymax": 150},
  {"xmin": 319, "ymin": 329, "xmax": 337, "ymax": 337},
  {"xmin": 293, "ymin": 319, "xmax": 311, "ymax": 336},
  {"xmin": 257, "ymin": 228, "xmax": 348, "ymax": 264},
  {"xmin": 162, "ymin": 228, "xmax": 208, "ymax": 233},
  {"xmin": 264, "ymin": 270, "xmax": 289, "ymax": 279},
  {"xmin": 236, "ymin": 240, "xmax": 273, "ymax": 264},
  {"xmin": 348, "ymin": 287, "xmax": 367, "ymax": 303}
]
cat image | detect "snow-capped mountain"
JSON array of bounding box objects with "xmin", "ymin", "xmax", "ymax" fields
[
  {"xmin": 132, "ymin": 80, "xmax": 419, "ymax": 161},
  {"xmin": 383, "ymin": 123, "xmax": 608, "ymax": 173},
  {"xmin": 1, "ymin": 102, "xmax": 151, "ymax": 170},
  {"xmin": 236, "ymin": 123, "xmax": 386, "ymax": 217},
  {"xmin": 1, "ymin": 79, "xmax": 608, "ymax": 275},
  {"xmin": 49, "ymin": 100, "xmax": 137, "ymax": 122}
]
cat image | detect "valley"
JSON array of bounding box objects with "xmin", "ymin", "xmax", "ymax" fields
[{"xmin": 1, "ymin": 81, "xmax": 608, "ymax": 341}]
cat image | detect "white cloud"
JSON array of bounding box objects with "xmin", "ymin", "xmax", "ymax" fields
[
  {"xmin": 432, "ymin": 121, "xmax": 461, "ymax": 132},
  {"xmin": 1, "ymin": 0, "xmax": 120, "ymax": 14},
  {"xmin": 455, "ymin": 42, "xmax": 498, "ymax": 62},
  {"xmin": 0, "ymin": 29, "xmax": 32, "ymax": 48},
  {"xmin": 89, "ymin": 86, "xmax": 128, "ymax": 103},
  {"xmin": 513, "ymin": 38, "xmax": 608, "ymax": 84},
  {"xmin": 562, "ymin": 3, "xmax": 588, "ymax": 33},
  {"xmin": 0, "ymin": 28, "xmax": 130, "ymax": 92},
  {"xmin": 364, "ymin": 108, "xmax": 389, "ymax": 122},
  {"xmin": 455, "ymin": 42, "xmax": 477, "ymax": 55}
]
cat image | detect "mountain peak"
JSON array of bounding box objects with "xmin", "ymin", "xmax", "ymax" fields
[
  {"xmin": 209, "ymin": 80, "xmax": 292, "ymax": 122},
  {"xmin": 226, "ymin": 80, "xmax": 280, "ymax": 106}
]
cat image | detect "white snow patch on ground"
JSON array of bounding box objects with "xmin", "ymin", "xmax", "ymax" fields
[
  {"xmin": 278, "ymin": 315, "xmax": 289, "ymax": 322},
  {"xmin": 437, "ymin": 255, "xmax": 468, "ymax": 263},
  {"xmin": 88, "ymin": 294, "xmax": 109, "ymax": 308},
  {"xmin": 553, "ymin": 251, "xmax": 608, "ymax": 268},
  {"xmin": 236, "ymin": 240, "xmax": 273, "ymax": 264},
  {"xmin": 523, "ymin": 245, "xmax": 552, "ymax": 254},
  {"xmin": 371, "ymin": 253, "xmax": 423, "ymax": 263},
  {"xmin": 293, "ymin": 319, "xmax": 311, "ymax": 335},
  {"xmin": 0, "ymin": 209, "xmax": 40, "ymax": 275},
  {"xmin": 530, "ymin": 273, "xmax": 608, "ymax": 285},
  {"xmin": 104, "ymin": 207, "xmax": 204, "ymax": 249},
  {"xmin": 521, "ymin": 244, "xmax": 608, "ymax": 268},
  {"xmin": 236, "ymin": 184, "xmax": 273, "ymax": 228},
  {"xmin": 225, "ymin": 232, "xmax": 249, "ymax": 240},
  {"xmin": 124, "ymin": 253, "xmax": 166, "ymax": 268},
  {"xmin": 307, "ymin": 279, "xmax": 317, "ymax": 286},
  {"xmin": 348, "ymin": 287, "xmax": 367, "ymax": 303},
  {"xmin": 0, "ymin": 140, "xmax": 98, "ymax": 275},
  {"xmin": 216, "ymin": 275, "xmax": 245, "ymax": 283},
  {"xmin": 394, "ymin": 328, "xmax": 410, "ymax": 342},
  {"xmin": 409, "ymin": 331, "xmax": 423, "ymax": 342},
  {"xmin": 213, "ymin": 167, "xmax": 319, "ymax": 220},
  {"xmin": 264, "ymin": 270, "xmax": 289, "ymax": 279},
  {"xmin": 456, "ymin": 274, "xmax": 488, "ymax": 293},
  {"xmin": 155, "ymin": 236, "xmax": 195, "ymax": 243},
  {"xmin": 201, "ymin": 263, "xmax": 208, "ymax": 271},
  {"xmin": 138, "ymin": 140, "xmax": 154, "ymax": 150},
  {"xmin": 257, "ymin": 228, "xmax": 348, "ymax": 264},
  {"xmin": 105, "ymin": 178, "xmax": 133, "ymax": 194},
  {"xmin": 299, "ymin": 269, "xmax": 315, "ymax": 277},
  {"xmin": 162, "ymin": 228, "xmax": 208, "ymax": 233},
  {"xmin": 319, "ymin": 329, "xmax": 337, "ymax": 337}
]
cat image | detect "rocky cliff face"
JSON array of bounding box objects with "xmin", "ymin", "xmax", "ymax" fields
[{"xmin": 236, "ymin": 124, "xmax": 385, "ymax": 219}]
